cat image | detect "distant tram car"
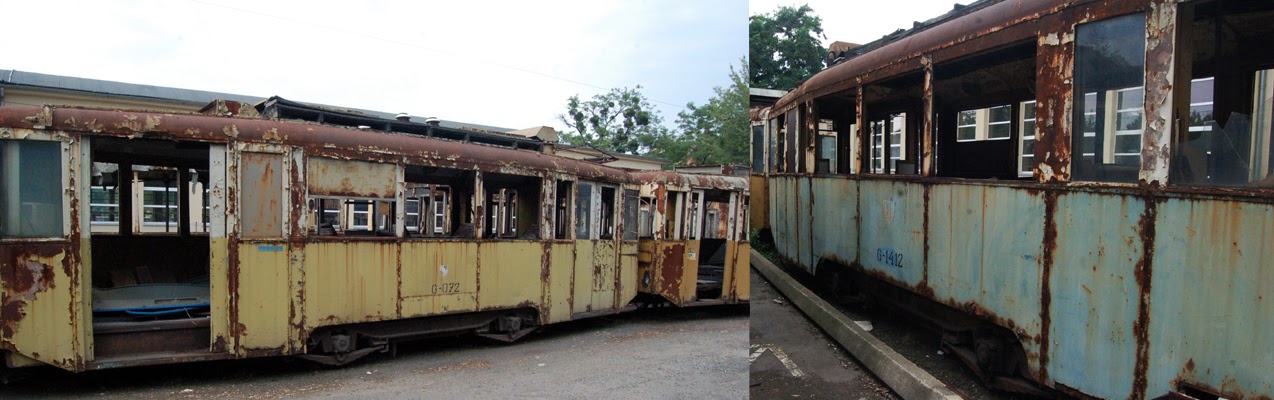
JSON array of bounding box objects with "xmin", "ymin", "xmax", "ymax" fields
[
  {"xmin": 0, "ymin": 101, "xmax": 747, "ymax": 372},
  {"xmin": 755, "ymin": 1, "xmax": 1273, "ymax": 399}
]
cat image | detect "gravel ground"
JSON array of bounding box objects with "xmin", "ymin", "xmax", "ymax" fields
[{"xmin": 1, "ymin": 306, "xmax": 749, "ymax": 399}]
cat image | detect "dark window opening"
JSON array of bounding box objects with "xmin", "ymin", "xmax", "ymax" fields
[
  {"xmin": 599, "ymin": 186, "xmax": 616, "ymax": 240},
  {"xmin": 864, "ymin": 72, "xmax": 924, "ymax": 175},
  {"xmin": 933, "ymin": 40, "xmax": 1038, "ymax": 179},
  {"xmin": 555, "ymin": 180, "xmax": 573, "ymax": 239},
  {"xmin": 482, "ymin": 172, "xmax": 541, "ymax": 240},
  {"xmin": 404, "ymin": 165, "xmax": 475, "ymax": 238},
  {"xmin": 1171, "ymin": 0, "xmax": 1274, "ymax": 187},
  {"xmin": 814, "ymin": 94, "xmax": 856, "ymax": 174}
]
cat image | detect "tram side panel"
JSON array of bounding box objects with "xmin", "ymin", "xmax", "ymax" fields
[{"xmin": 1147, "ymin": 199, "xmax": 1274, "ymax": 398}]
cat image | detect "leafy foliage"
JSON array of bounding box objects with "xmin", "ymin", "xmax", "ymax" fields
[
  {"xmin": 750, "ymin": 4, "xmax": 826, "ymax": 91},
  {"xmin": 557, "ymin": 86, "xmax": 669, "ymax": 155}
]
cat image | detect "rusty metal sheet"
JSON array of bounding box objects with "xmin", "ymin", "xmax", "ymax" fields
[
  {"xmin": 0, "ymin": 106, "xmax": 636, "ymax": 186},
  {"xmin": 591, "ymin": 240, "xmax": 618, "ymax": 309},
  {"xmin": 749, "ymin": 175, "xmax": 769, "ymax": 230},
  {"xmin": 772, "ymin": 0, "xmax": 1065, "ymax": 115},
  {"xmin": 399, "ymin": 241, "xmax": 478, "ymax": 317},
  {"xmin": 307, "ymin": 157, "xmax": 397, "ymax": 199},
  {"xmin": 652, "ymin": 241, "xmax": 694, "ymax": 305},
  {"xmin": 239, "ymin": 152, "xmax": 283, "ymax": 238},
  {"xmin": 1147, "ymin": 199, "xmax": 1274, "ymax": 399},
  {"xmin": 810, "ymin": 177, "xmax": 858, "ymax": 269},
  {"xmin": 926, "ymin": 184, "xmax": 1045, "ymax": 376},
  {"xmin": 795, "ymin": 178, "xmax": 813, "ymax": 269},
  {"xmin": 234, "ymin": 241, "xmax": 291, "ymax": 354},
  {"xmin": 476, "ymin": 242, "xmax": 542, "ymax": 310},
  {"xmin": 571, "ymin": 240, "xmax": 594, "ymax": 314},
  {"xmin": 301, "ymin": 241, "xmax": 397, "ymax": 329},
  {"xmin": 618, "ymin": 241, "xmax": 638, "ymax": 306},
  {"xmin": 1047, "ymin": 192, "xmax": 1145, "ymax": 400},
  {"xmin": 547, "ymin": 243, "xmax": 574, "ymax": 323},
  {"xmin": 856, "ymin": 180, "xmax": 925, "ymax": 287}
]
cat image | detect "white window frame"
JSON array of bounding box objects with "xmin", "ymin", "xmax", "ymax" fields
[
  {"xmin": 1019, "ymin": 100, "xmax": 1038, "ymax": 177},
  {"xmin": 1107, "ymin": 86, "xmax": 1144, "ymax": 165},
  {"xmin": 141, "ymin": 185, "xmax": 180, "ymax": 229},
  {"xmin": 955, "ymin": 105, "xmax": 1013, "ymax": 142},
  {"xmin": 90, "ymin": 185, "xmax": 120, "ymax": 226}
]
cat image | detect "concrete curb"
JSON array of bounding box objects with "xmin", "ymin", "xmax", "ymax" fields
[{"xmin": 750, "ymin": 249, "xmax": 964, "ymax": 400}]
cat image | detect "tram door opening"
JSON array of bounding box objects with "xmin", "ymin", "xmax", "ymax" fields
[
  {"xmin": 694, "ymin": 190, "xmax": 732, "ymax": 300},
  {"xmin": 88, "ymin": 137, "xmax": 214, "ymax": 360}
]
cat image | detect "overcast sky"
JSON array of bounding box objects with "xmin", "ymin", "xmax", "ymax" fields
[
  {"xmin": 748, "ymin": 1, "xmax": 968, "ymax": 49},
  {"xmin": 0, "ymin": 0, "xmax": 745, "ymax": 131}
]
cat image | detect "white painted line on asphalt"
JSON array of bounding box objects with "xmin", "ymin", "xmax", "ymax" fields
[{"xmin": 749, "ymin": 344, "xmax": 806, "ymax": 378}]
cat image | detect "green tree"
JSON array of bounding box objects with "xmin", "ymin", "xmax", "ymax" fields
[
  {"xmin": 653, "ymin": 59, "xmax": 750, "ymax": 167},
  {"xmin": 750, "ymin": 4, "xmax": 826, "ymax": 91},
  {"xmin": 558, "ymin": 86, "xmax": 668, "ymax": 155}
]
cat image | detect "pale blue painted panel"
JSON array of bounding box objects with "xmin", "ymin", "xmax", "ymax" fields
[
  {"xmin": 927, "ymin": 185, "xmax": 1045, "ymax": 376},
  {"xmin": 797, "ymin": 178, "xmax": 814, "ymax": 269},
  {"xmin": 810, "ymin": 177, "xmax": 858, "ymax": 269},
  {"xmin": 1147, "ymin": 199, "xmax": 1274, "ymax": 398},
  {"xmin": 1049, "ymin": 192, "xmax": 1143, "ymax": 400},
  {"xmin": 856, "ymin": 180, "xmax": 925, "ymax": 287}
]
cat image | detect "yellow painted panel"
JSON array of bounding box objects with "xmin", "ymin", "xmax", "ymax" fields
[
  {"xmin": 2, "ymin": 249, "xmax": 80, "ymax": 369},
  {"xmin": 548, "ymin": 243, "xmax": 574, "ymax": 323},
  {"xmin": 236, "ymin": 242, "xmax": 290, "ymax": 352},
  {"xmin": 209, "ymin": 237, "xmax": 232, "ymax": 352},
  {"xmin": 636, "ymin": 240, "xmax": 656, "ymax": 294},
  {"xmin": 682, "ymin": 240, "xmax": 701, "ymax": 303},
  {"xmin": 720, "ymin": 241, "xmax": 737, "ymax": 301},
  {"xmin": 573, "ymin": 241, "xmax": 594, "ymax": 313},
  {"xmin": 591, "ymin": 240, "xmax": 617, "ymax": 311},
  {"xmin": 619, "ymin": 242, "xmax": 638, "ymax": 306},
  {"xmin": 302, "ymin": 241, "xmax": 397, "ymax": 329},
  {"xmin": 477, "ymin": 242, "xmax": 543, "ymax": 309},
  {"xmin": 400, "ymin": 242, "xmax": 478, "ymax": 316},
  {"xmin": 736, "ymin": 242, "xmax": 750, "ymax": 301}
]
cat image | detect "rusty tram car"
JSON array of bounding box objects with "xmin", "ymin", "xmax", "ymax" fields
[
  {"xmin": 0, "ymin": 102, "xmax": 748, "ymax": 373},
  {"xmin": 754, "ymin": 0, "xmax": 1272, "ymax": 399}
]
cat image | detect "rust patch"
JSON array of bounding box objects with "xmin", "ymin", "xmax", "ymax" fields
[
  {"xmin": 1038, "ymin": 190, "xmax": 1058, "ymax": 383},
  {"xmin": 1130, "ymin": 198, "xmax": 1158, "ymax": 400},
  {"xmin": 658, "ymin": 243, "xmax": 687, "ymax": 304}
]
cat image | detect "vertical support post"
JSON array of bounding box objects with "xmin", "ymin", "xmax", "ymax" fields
[
  {"xmin": 805, "ymin": 101, "xmax": 817, "ymax": 174},
  {"xmin": 1142, "ymin": 0, "xmax": 1179, "ymax": 186},
  {"xmin": 1036, "ymin": 27, "xmax": 1076, "ymax": 183},
  {"xmin": 921, "ymin": 54, "xmax": 936, "ymax": 177},
  {"xmin": 855, "ymin": 81, "xmax": 866, "ymax": 174}
]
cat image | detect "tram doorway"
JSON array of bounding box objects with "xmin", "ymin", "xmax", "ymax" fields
[{"xmin": 87, "ymin": 137, "xmax": 214, "ymax": 361}]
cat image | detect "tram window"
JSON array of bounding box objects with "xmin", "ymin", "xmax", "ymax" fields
[
  {"xmin": 482, "ymin": 172, "xmax": 540, "ymax": 240},
  {"xmin": 403, "ymin": 184, "xmax": 451, "ymax": 237},
  {"xmin": 638, "ymin": 196, "xmax": 655, "ymax": 239},
  {"xmin": 665, "ymin": 191, "xmax": 683, "ymax": 240},
  {"xmin": 752, "ymin": 124, "xmax": 765, "ymax": 173},
  {"xmin": 404, "ymin": 165, "xmax": 474, "ymax": 238},
  {"xmin": 1072, "ymin": 13, "xmax": 1146, "ymax": 182},
  {"xmin": 622, "ymin": 189, "xmax": 639, "ymax": 240},
  {"xmin": 741, "ymin": 195, "xmax": 750, "ymax": 241},
  {"xmin": 687, "ymin": 191, "xmax": 702, "ymax": 240},
  {"xmin": 816, "ymin": 119, "xmax": 837, "ymax": 174},
  {"xmin": 486, "ymin": 188, "xmax": 519, "ymax": 238},
  {"xmin": 599, "ymin": 187, "xmax": 616, "ymax": 240},
  {"xmin": 139, "ymin": 168, "xmax": 180, "ymax": 234},
  {"xmin": 868, "ymin": 114, "xmax": 908, "ymax": 173},
  {"xmin": 1170, "ymin": 1, "xmax": 1274, "ymax": 187},
  {"xmin": 90, "ymin": 162, "xmax": 121, "ymax": 234},
  {"xmin": 0, "ymin": 139, "xmax": 63, "ymax": 238},
  {"xmin": 306, "ymin": 157, "xmax": 397, "ymax": 237},
  {"xmin": 934, "ymin": 40, "xmax": 1036, "ymax": 179},
  {"xmin": 769, "ymin": 116, "xmax": 781, "ymax": 173},
  {"xmin": 555, "ymin": 180, "xmax": 572, "ymax": 239},
  {"xmin": 576, "ymin": 183, "xmax": 593, "ymax": 239}
]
